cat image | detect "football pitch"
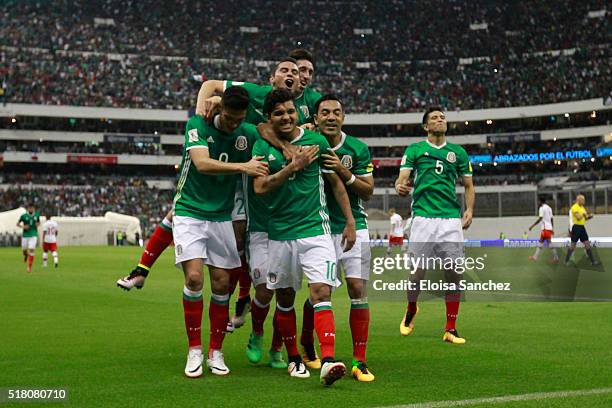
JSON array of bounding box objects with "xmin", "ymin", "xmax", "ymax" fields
[{"xmin": 1, "ymin": 246, "xmax": 612, "ymax": 408}]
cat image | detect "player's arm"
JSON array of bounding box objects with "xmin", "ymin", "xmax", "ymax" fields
[
  {"xmin": 189, "ymin": 147, "xmax": 268, "ymax": 177},
  {"xmin": 195, "ymin": 80, "xmax": 225, "ymax": 120},
  {"xmin": 529, "ymin": 217, "xmax": 542, "ymax": 231},
  {"xmin": 256, "ymin": 123, "xmax": 296, "ymax": 161},
  {"xmin": 16, "ymin": 219, "xmax": 24, "ymax": 229},
  {"xmin": 253, "ymin": 146, "xmax": 319, "ymax": 194},
  {"xmin": 395, "ymin": 169, "xmax": 412, "ymax": 196},
  {"xmin": 462, "ymin": 175, "xmax": 475, "ymax": 230},
  {"xmin": 324, "ymin": 171, "xmax": 356, "ymax": 251},
  {"xmin": 572, "ymin": 209, "xmax": 584, "ymax": 221},
  {"xmin": 321, "ymin": 149, "xmax": 374, "ymax": 201}
]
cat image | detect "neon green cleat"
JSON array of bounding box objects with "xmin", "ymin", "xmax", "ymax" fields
[
  {"xmin": 246, "ymin": 332, "xmax": 263, "ymax": 363},
  {"xmin": 268, "ymin": 350, "xmax": 288, "ymax": 369}
]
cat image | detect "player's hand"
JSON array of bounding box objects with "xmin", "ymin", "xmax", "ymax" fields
[
  {"xmin": 395, "ymin": 180, "xmax": 412, "ymax": 196},
  {"xmin": 341, "ymin": 222, "xmax": 357, "ymax": 252},
  {"xmin": 288, "ymin": 145, "xmax": 319, "ymax": 173},
  {"xmin": 281, "ymin": 144, "xmax": 299, "ymax": 162},
  {"xmin": 299, "ymin": 123, "xmax": 316, "ymax": 131},
  {"xmin": 23, "ymin": 224, "xmax": 29, "ymax": 231},
  {"xmin": 462, "ymin": 209, "xmax": 473, "ymax": 230},
  {"xmin": 321, "ymin": 148, "xmax": 343, "ymax": 172},
  {"xmin": 200, "ymin": 96, "xmax": 221, "ymax": 121},
  {"xmin": 242, "ymin": 156, "xmax": 269, "ymax": 177}
]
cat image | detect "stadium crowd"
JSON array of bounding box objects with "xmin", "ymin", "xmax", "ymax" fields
[{"xmin": 1, "ymin": 0, "xmax": 609, "ymax": 112}]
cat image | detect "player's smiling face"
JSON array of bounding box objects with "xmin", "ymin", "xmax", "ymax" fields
[
  {"xmin": 296, "ymin": 59, "xmax": 314, "ymax": 92},
  {"xmin": 270, "ymin": 62, "xmax": 299, "ymax": 95},
  {"xmin": 315, "ymin": 99, "xmax": 344, "ymax": 137},
  {"xmin": 269, "ymin": 101, "xmax": 297, "ymax": 136},
  {"xmin": 424, "ymin": 111, "xmax": 447, "ymax": 134}
]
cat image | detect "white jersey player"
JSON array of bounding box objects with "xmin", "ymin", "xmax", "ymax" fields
[
  {"xmin": 42, "ymin": 216, "xmax": 59, "ymax": 268},
  {"xmin": 528, "ymin": 198, "xmax": 559, "ymax": 262},
  {"xmin": 387, "ymin": 209, "xmax": 404, "ymax": 254}
]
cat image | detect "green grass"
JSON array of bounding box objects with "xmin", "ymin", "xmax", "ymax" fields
[{"xmin": 1, "ymin": 246, "xmax": 611, "ymax": 407}]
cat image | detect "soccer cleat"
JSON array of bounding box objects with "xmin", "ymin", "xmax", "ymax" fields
[
  {"xmin": 246, "ymin": 333, "xmax": 263, "ymax": 364},
  {"xmin": 230, "ymin": 296, "xmax": 251, "ymax": 330},
  {"xmin": 226, "ymin": 321, "xmax": 235, "ymax": 333},
  {"xmin": 288, "ymin": 361, "xmax": 310, "ymax": 378},
  {"xmin": 116, "ymin": 266, "xmax": 148, "ymax": 291},
  {"xmin": 269, "ymin": 350, "xmax": 288, "ymax": 369},
  {"xmin": 184, "ymin": 348, "xmax": 203, "ymax": 378},
  {"xmin": 207, "ymin": 350, "xmax": 230, "ymax": 376},
  {"xmin": 352, "ymin": 361, "xmax": 375, "ymax": 382},
  {"xmin": 301, "ymin": 345, "xmax": 321, "ymax": 369},
  {"xmin": 320, "ymin": 361, "xmax": 346, "ymax": 386},
  {"xmin": 443, "ymin": 329, "xmax": 466, "ymax": 344},
  {"xmin": 400, "ymin": 306, "xmax": 418, "ymax": 336}
]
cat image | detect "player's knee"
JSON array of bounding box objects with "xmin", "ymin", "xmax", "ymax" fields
[
  {"xmin": 275, "ymin": 288, "xmax": 296, "ymax": 308},
  {"xmin": 310, "ymin": 283, "xmax": 331, "ymax": 303},
  {"xmin": 184, "ymin": 271, "xmax": 204, "ymax": 290},
  {"xmin": 346, "ymin": 278, "xmax": 366, "ymax": 299},
  {"xmin": 254, "ymin": 284, "xmax": 273, "ymax": 304}
]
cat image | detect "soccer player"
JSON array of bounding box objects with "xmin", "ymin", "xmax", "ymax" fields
[
  {"xmin": 173, "ymin": 86, "xmax": 268, "ymax": 378},
  {"xmin": 565, "ymin": 194, "xmax": 599, "ymax": 266},
  {"xmin": 251, "ymin": 89, "xmax": 356, "ymax": 384},
  {"xmin": 395, "ymin": 106, "xmax": 475, "ymax": 344},
  {"xmin": 42, "ymin": 215, "xmax": 59, "ymax": 268},
  {"xmin": 386, "ymin": 208, "xmax": 405, "ymax": 255},
  {"xmin": 308, "ymin": 94, "xmax": 375, "ymax": 382},
  {"xmin": 528, "ymin": 197, "xmax": 559, "ymax": 262},
  {"xmin": 17, "ymin": 204, "xmax": 40, "ymax": 273},
  {"xmin": 288, "ymin": 48, "xmax": 322, "ymax": 123}
]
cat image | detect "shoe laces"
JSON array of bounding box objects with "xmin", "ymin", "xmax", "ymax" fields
[{"xmin": 356, "ymin": 361, "xmax": 369, "ymax": 373}]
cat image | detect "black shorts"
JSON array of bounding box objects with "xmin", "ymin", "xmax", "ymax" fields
[{"xmin": 570, "ymin": 225, "xmax": 589, "ymax": 243}]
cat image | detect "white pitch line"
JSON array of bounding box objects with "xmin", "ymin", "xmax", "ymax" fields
[{"xmin": 378, "ymin": 387, "xmax": 612, "ymax": 408}]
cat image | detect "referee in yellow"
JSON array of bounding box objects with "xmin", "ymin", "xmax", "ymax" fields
[{"xmin": 565, "ymin": 194, "xmax": 599, "ymax": 265}]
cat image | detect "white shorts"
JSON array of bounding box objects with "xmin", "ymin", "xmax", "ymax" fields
[
  {"xmin": 21, "ymin": 236, "xmax": 37, "ymax": 250},
  {"xmin": 408, "ymin": 216, "xmax": 464, "ymax": 265},
  {"xmin": 248, "ymin": 231, "xmax": 269, "ymax": 287},
  {"xmin": 231, "ymin": 178, "xmax": 246, "ymax": 222},
  {"xmin": 266, "ymin": 235, "xmax": 338, "ymax": 291},
  {"xmin": 173, "ymin": 215, "xmax": 241, "ymax": 269},
  {"xmin": 332, "ymin": 229, "xmax": 371, "ymax": 280}
]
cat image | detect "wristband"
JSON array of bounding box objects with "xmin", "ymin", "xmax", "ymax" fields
[{"xmin": 346, "ymin": 174, "xmax": 356, "ymax": 186}]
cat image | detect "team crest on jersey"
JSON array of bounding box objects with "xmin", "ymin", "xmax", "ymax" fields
[
  {"xmin": 341, "ymin": 155, "xmax": 353, "ymax": 169},
  {"xmin": 268, "ymin": 273, "xmax": 277, "ymax": 284},
  {"xmin": 446, "ymin": 152, "xmax": 456, "ymax": 163},
  {"xmin": 176, "ymin": 245, "xmax": 183, "ymax": 256},
  {"xmin": 300, "ymin": 105, "xmax": 310, "ymax": 118},
  {"xmin": 235, "ymin": 136, "xmax": 248, "ymax": 151}
]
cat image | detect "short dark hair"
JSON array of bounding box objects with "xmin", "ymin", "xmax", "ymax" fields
[
  {"xmin": 222, "ymin": 86, "xmax": 249, "ymax": 111},
  {"xmin": 314, "ymin": 94, "xmax": 343, "ymax": 114},
  {"xmin": 263, "ymin": 89, "xmax": 294, "ymax": 117},
  {"xmin": 288, "ymin": 49, "xmax": 315, "ymax": 69},
  {"xmin": 539, "ymin": 196, "xmax": 547, "ymax": 204},
  {"xmin": 422, "ymin": 105, "xmax": 445, "ymax": 125},
  {"xmin": 270, "ymin": 57, "xmax": 298, "ymax": 77}
]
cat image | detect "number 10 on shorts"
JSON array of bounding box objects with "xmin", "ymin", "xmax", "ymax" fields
[{"xmin": 326, "ymin": 260, "xmax": 336, "ymax": 282}]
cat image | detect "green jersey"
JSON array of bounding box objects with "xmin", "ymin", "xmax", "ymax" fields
[
  {"xmin": 294, "ymin": 87, "xmax": 322, "ymax": 123},
  {"xmin": 174, "ymin": 115, "xmax": 258, "ymax": 221},
  {"xmin": 223, "ymin": 81, "xmax": 309, "ymax": 125},
  {"xmin": 245, "ymin": 175, "xmax": 269, "ymax": 233},
  {"xmin": 20, "ymin": 211, "xmax": 40, "ymax": 238},
  {"xmin": 400, "ymin": 140, "xmax": 472, "ymax": 218},
  {"xmin": 324, "ymin": 132, "xmax": 373, "ymax": 234},
  {"xmin": 251, "ymin": 128, "xmax": 332, "ymax": 240}
]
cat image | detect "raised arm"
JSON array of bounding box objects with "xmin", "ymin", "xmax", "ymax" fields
[{"xmin": 195, "ymin": 80, "xmax": 225, "ymax": 119}]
